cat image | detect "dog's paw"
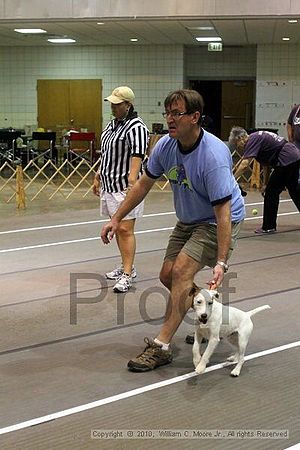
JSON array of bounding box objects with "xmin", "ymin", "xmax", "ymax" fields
[
  {"xmin": 195, "ymin": 362, "xmax": 206, "ymax": 374},
  {"xmin": 230, "ymin": 368, "xmax": 240, "ymax": 377},
  {"xmin": 227, "ymin": 354, "xmax": 238, "ymax": 362}
]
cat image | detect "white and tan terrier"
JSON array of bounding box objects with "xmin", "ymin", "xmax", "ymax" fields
[{"xmin": 190, "ymin": 285, "xmax": 271, "ymax": 377}]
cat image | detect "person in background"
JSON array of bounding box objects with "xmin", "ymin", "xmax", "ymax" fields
[
  {"xmin": 201, "ymin": 114, "xmax": 215, "ymax": 134},
  {"xmin": 93, "ymin": 86, "xmax": 149, "ymax": 292},
  {"xmin": 201, "ymin": 113, "xmax": 247, "ymax": 197},
  {"xmin": 287, "ymin": 104, "xmax": 300, "ymax": 148},
  {"xmin": 229, "ymin": 127, "xmax": 300, "ymax": 234},
  {"xmin": 100, "ymin": 89, "xmax": 244, "ymax": 372}
]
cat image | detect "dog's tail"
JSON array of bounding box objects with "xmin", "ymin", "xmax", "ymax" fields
[{"xmin": 248, "ymin": 305, "xmax": 271, "ymax": 317}]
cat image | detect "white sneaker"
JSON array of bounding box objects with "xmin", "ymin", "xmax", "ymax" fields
[
  {"xmin": 106, "ymin": 266, "xmax": 137, "ymax": 280},
  {"xmin": 105, "ymin": 266, "xmax": 123, "ymax": 280},
  {"xmin": 113, "ymin": 273, "xmax": 133, "ymax": 293}
]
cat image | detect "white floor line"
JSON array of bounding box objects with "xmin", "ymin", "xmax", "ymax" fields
[
  {"xmin": 0, "ymin": 199, "xmax": 294, "ymax": 235},
  {"xmin": 1, "ymin": 210, "xmax": 299, "ymax": 254},
  {"xmin": 0, "ymin": 340, "xmax": 299, "ymax": 436},
  {"xmin": 0, "ymin": 237, "xmax": 100, "ymax": 253},
  {"xmin": 245, "ymin": 198, "xmax": 292, "ymax": 207},
  {"xmin": 246, "ymin": 211, "xmax": 299, "ymax": 221},
  {"xmin": 0, "ymin": 211, "xmax": 175, "ymax": 235},
  {"xmin": 283, "ymin": 444, "xmax": 300, "ymax": 449},
  {"xmin": 0, "ymin": 227, "xmax": 175, "ymax": 253}
]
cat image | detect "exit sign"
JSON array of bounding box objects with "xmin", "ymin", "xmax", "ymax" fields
[{"xmin": 208, "ymin": 42, "xmax": 223, "ymax": 51}]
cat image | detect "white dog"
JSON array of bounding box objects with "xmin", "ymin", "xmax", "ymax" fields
[{"xmin": 191, "ymin": 286, "xmax": 271, "ymax": 377}]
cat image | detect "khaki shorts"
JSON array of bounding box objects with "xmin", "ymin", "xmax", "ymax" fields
[
  {"xmin": 101, "ymin": 191, "xmax": 144, "ymax": 220},
  {"xmin": 164, "ymin": 221, "xmax": 242, "ymax": 267}
]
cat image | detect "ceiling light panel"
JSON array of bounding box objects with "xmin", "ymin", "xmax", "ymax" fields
[
  {"xmin": 14, "ymin": 28, "xmax": 47, "ymax": 34},
  {"xmin": 47, "ymin": 38, "xmax": 76, "ymax": 43},
  {"xmin": 196, "ymin": 36, "xmax": 222, "ymax": 42}
]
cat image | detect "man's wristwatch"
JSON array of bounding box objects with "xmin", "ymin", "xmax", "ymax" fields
[{"xmin": 216, "ymin": 261, "xmax": 229, "ymax": 273}]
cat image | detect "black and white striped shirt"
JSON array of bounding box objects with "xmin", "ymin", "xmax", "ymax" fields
[{"xmin": 99, "ymin": 111, "xmax": 149, "ymax": 193}]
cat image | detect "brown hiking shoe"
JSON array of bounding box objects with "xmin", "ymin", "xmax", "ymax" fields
[{"xmin": 127, "ymin": 337, "xmax": 173, "ymax": 372}]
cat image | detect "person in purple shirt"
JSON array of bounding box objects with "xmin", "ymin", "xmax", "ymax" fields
[
  {"xmin": 229, "ymin": 127, "xmax": 300, "ymax": 234},
  {"xmin": 287, "ymin": 104, "xmax": 300, "ymax": 149}
]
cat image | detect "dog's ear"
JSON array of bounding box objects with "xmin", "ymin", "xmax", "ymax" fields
[{"xmin": 188, "ymin": 283, "xmax": 199, "ymax": 297}]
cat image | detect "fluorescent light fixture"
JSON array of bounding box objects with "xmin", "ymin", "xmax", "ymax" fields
[
  {"xmin": 97, "ymin": 22, "xmax": 104, "ymax": 25},
  {"xmin": 282, "ymin": 37, "xmax": 290, "ymax": 41},
  {"xmin": 14, "ymin": 28, "xmax": 47, "ymax": 34},
  {"xmin": 47, "ymin": 38, "xmax": 76, "ymax": 43},
  {"xmin": 196, "ymin": 36, "xmax": 222, "ymax": 42},
  {"xmin": 188, "ymin": 26, "xmax": 214, "ymax": 31},
  {"xmin": 288, "ymin": 19, "xmax": 298, "ymax": 23},
  {"xmin": 130, "ymin": 38, "xmax": 138, "ymax": 42}
]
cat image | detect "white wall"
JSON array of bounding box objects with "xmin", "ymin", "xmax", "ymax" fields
[
  {"xmin": 3, "ymin": 42, "xmax": 300, "ymax": 140},
  {"xmin": 0, "ymin": 44, "xmax": 258, "ymax": 133},
  {"xmin": 0, "ymin": 45, "xmax": 184, "ymax": 132},
  {"xmin": 256, "ymin": 44, "xmax": 300, "ymax": 137}
]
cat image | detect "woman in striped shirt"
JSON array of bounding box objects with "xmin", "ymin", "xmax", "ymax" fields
[{"xmin": 93, "ymin": 86, "xmax": 149, "ymax": 292}]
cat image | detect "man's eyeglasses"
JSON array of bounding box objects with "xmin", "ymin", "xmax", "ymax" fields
[{"xmin": 162, "ymin": 110, "xmax": 190, "ymax": 119}]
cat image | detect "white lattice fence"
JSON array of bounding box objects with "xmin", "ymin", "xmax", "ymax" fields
[
  {"xmin": 231, "ymin": 146, "xmax": 263, "ymax": 188},
  {"xmin": 0, "ymin": 158, "xmax": 100, "ymax": 205},
  {"xmin": 0, "ymin": 161, "xmax": 18, "ymax": 203}
]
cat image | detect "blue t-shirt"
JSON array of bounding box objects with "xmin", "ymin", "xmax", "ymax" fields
[{"xmin": 146, "ymin": 130, "xmax": 245, "ymax": 224}]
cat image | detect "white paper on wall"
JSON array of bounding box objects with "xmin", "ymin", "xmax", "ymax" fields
[{"xmin": 255, "ymin": 80, "xmax": 293, "ymax": 137}]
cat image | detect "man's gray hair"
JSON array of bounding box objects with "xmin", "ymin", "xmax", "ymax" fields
[{"xmin": 228, "ymin": 126, "xmax": 248, "ymax": 145}]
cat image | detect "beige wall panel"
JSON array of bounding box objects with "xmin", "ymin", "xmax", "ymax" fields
[
  {"xmin": 73, "ymin": 0, "xmax": 110, "ymax": 18},
  {"xmin": 105, "ymin": 0, "xmax": 180, "ymax": 17},
  {"xmin": 291, "ymin": 0, "xmax": 300, "ymax": 14},
  {"xmin": 2, "ymin": 0, "xmax": 300, "ymax": 20},
  {"xmin": 2, "ymin": 0, "xmax": 73, "ymax": 19},
  {"xmin": 214, "ymin": 0, "xmax": 291, "ymax": 16}
]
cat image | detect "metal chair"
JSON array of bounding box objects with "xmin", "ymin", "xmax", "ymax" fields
[
  {"xmin": 0, "ymin": 130, "xmax": 22, "ymax": 164},
  {"xmin": 28, "ymin": 132, "xmax": 57, "ymax": 164}
]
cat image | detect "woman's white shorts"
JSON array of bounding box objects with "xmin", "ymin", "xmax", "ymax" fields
[{"xmin": 100, "ymin": 191, "xmax": 144, "ymax": 220}]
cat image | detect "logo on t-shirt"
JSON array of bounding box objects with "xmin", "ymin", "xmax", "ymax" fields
[{"xmin": 167, "ymin": 165, "xmax": 192, "ymax": 190}]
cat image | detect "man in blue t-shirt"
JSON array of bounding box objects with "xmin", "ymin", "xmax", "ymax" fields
[
  {"xmin": 101, "ymin": 89, "xmax": 245, "ymax": 372},
  {"xmin": 229, "ymin": 127, "xmax": 300, "ymax": 234}
]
